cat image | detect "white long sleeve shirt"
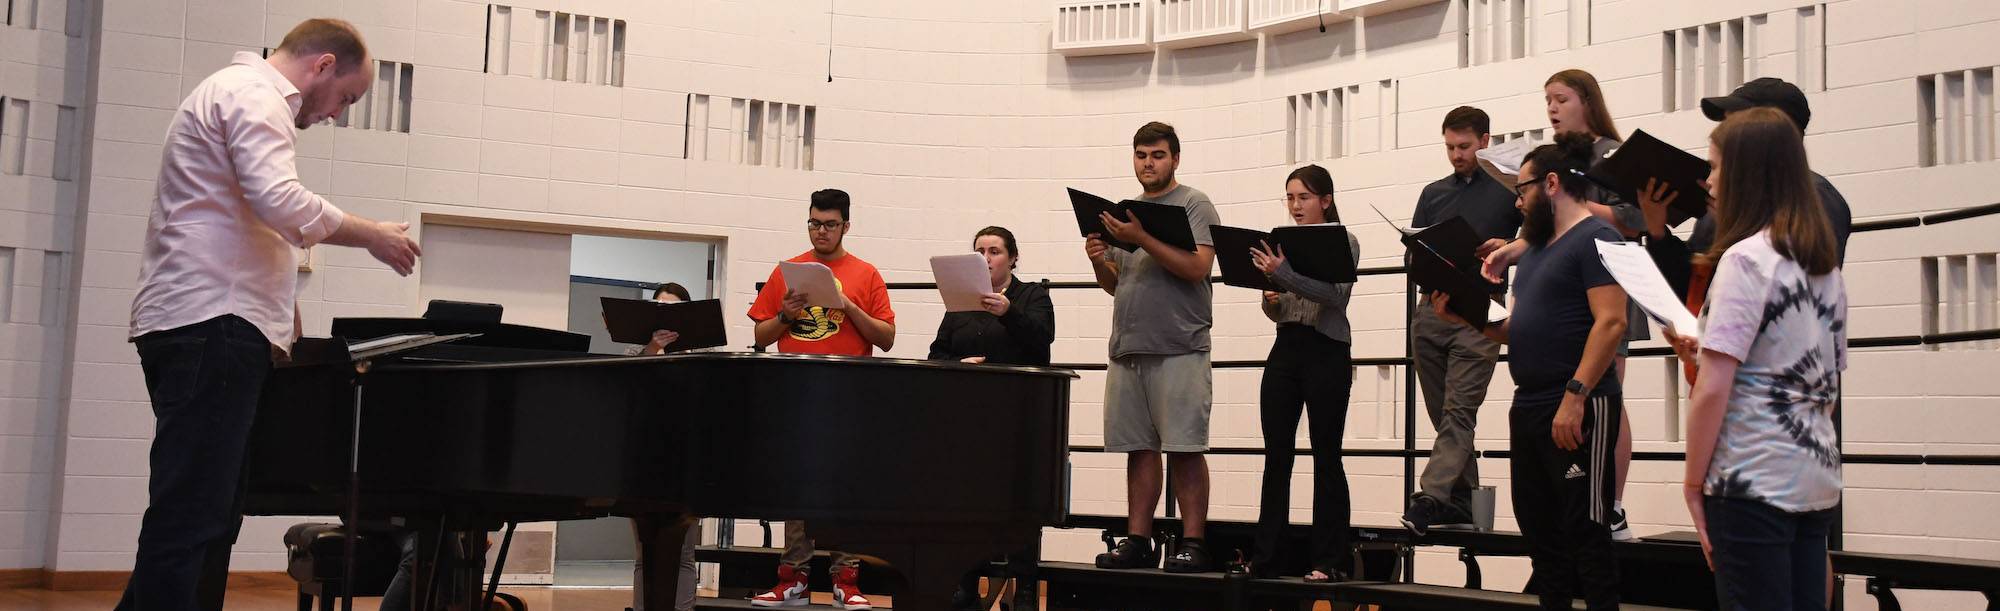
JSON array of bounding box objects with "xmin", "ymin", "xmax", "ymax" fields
[{"xmin": 130, "ymin": 52, "xmax": 348, "ymax": 352}]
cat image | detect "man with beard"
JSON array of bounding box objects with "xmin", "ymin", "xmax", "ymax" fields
[
  {"xmin": 1084, "ymin": 122, "xmax": 1222, "ymax": 573},
  {"xmin": 745, "ymin": 188, "xmax": 895, "ymax": 609},
  {"xmin": 121, "ymin": 18, "xmax": 421, "ymax": 611},
  {"xmin": 1434, "ymin": 132, "xmax": 1628, "ymax": 610}
]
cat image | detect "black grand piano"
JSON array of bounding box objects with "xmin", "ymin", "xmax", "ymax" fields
[{"xmin": 243, "ymin": 314, "xmax": 1075, "ymax": 610}]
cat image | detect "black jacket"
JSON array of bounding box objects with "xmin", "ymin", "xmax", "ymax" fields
[{"xmin": 927, "ymin": 276, "xmax": 1055, "ymax": 366}]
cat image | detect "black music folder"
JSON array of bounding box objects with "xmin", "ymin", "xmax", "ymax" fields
[
  {"xmin": 1387, "ymin": 212, "xmax": 1507, "ymax": 327},
  {"xmin": 600, "ymin": 297, "xmax": 728, "ymax": 352},
  {"xmin": 1585, "ymin": 129, "xmax": 1712, "ymax": 227},
  {"xmin": 1211, "ymin": 224, "xmax": 1357, "ymax": 292},
  {"xmin": 1067, "ymin": 188, "xmax": 1199, "ymax": 252}
]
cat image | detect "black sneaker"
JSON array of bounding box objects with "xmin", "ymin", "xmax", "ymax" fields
[
  {"xmin": 1162, "ymin": 538, "xmax": 1211, "ymax": 573},
  {"xmin": 1094, "ymin": 535, "xmax": 1158, "ymax": 569},
  {"xmin": 1400, "ymin": 496, "xmax": 1442, "ymax": 536},
  {"xmin": 1431, "ymin": 502, "xmax": 1477, "ymax": 531}
]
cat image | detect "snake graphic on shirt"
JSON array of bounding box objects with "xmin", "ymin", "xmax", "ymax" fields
[{"xmin": 788, "ymin": 278, "xmax": 846, "ymax": 341}]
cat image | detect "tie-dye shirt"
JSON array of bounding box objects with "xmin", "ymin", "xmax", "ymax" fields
[{"xmin": 1697, "ymin": 231, "xmax": 1847, "ymax": 513}]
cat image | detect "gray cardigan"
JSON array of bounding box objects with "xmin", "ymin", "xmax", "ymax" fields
[{"xmin": 1260, "ymin": 232, "xmax": 1360, "ymax": 343}]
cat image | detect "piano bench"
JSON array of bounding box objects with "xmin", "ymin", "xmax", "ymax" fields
[{"xmin": 283, "ymin": 523, "xmax": 405, "ymax": 609}]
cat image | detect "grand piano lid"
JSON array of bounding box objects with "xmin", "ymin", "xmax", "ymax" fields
[{"xmin": 375, "ymin": 350, "xmax": 1081, "ymax": 379}]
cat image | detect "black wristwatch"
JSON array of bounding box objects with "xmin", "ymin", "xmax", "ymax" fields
[{"xmin": 1565, "ymin": 378, "xmax": 1589, "ymax": 396}]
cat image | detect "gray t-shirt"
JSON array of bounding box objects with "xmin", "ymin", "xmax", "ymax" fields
[{"xmin": 1107, "ymin": 184, "xmax": 1220, "ymax": 358}]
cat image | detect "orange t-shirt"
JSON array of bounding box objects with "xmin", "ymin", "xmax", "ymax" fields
[{"xmin": 747, "ymin": 251, "xmax": 895, "ymax": 356}]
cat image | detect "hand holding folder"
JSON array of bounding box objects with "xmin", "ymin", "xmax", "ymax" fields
[
  {"xmin": 1067, "ymin": 188, "xmax": 1199, "ymax": 252},
  {"xmin": 600, "ymin": 297, "xmax": 729, "ymax": 352},
  {"xmin": 1212, "ymin": 224, "xmax": 1357, "ymax": 292},
  {"xmin": 1372, "ymin": 204, "xmax": 1507, "ymax": 327},
  {"xmin": 1583, "ymin": 129, "xmax": 1712, "ymax": 227}
]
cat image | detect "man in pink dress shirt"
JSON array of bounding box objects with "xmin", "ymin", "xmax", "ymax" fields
[{"xmin": 120, "ymin": 18, "xmax": 421, "ymax": 611}]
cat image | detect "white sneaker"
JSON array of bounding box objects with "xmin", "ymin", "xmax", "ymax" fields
[{"xmin": 751, "ymin": 565, "xmax": 810, "ymax": 607}]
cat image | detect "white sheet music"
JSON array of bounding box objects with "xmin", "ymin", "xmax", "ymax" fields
[
  {"xmin": 930, "ymin": 253, "xmax": 997, "ymax": 312},
  {"xmin": 778, "ymin": 261, "xmax": 846, "ymax": 309},
  {"xmin": 1475, "ymin": 135, "xmax": 1541, "ymax": 185},
  {"xmin": 1594, "ymin": 241, "xmax": 1699, "ymax": 339},
  {"xmin": 346, "ymin": 333, "xmax": 431, "ymax": 353},
  {"xmin": 1368, "ymin": 204, "xmax": 1422, "ymax": 237}
]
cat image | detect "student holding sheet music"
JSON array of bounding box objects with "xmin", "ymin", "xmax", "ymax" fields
[
  {"xmin": 928, "ymin": 226, "xmax": 1055, "ymax": 366},
  {"xmin": 745, "ymin": 189, "xmax": 893, "ymax": 610},
  {"xmin": 1669, "ymin": 108, "xmax": 1848, "ymax": 611},
  {"xmin": 1238, "ymin": 165, "xmax": 1362, "ymax": 582},
  {"xmin": 1435, "ymin": 133, "xmax": 1629, "ymax": 611},
  {"xmin": 926, "ymin": 226, "xmax": 1054, "ymax": 610},
  {"xmin": 1084, "ymin": 122, "xmax": 1223, "ymax": 573},
  {"xmin": 622, "ymin": 283, "xmax": 696, "ymax": 355},
  {"xmin": 1400, "ymin": 106, "xmax": 1521, "ymax": 536},
  {"xmin": 619, "ymin": 281, "xmax": 713, "ymax": 611},
  {"xmin": 1640, "ymin": 77, "xmax": 1853, "ymax": 303}
]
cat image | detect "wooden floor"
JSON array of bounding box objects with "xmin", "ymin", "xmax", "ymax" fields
[{"xmin": 0, "ymin": 586, "xmax": 637, "ymax": 611}]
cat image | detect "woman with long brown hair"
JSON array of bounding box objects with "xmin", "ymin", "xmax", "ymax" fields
[{"xmin": 1672, "ymin": 107, "xmax": 1845, "ymax": 610}]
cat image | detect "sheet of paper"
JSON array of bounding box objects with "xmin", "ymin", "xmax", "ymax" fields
[
  {"xmin": 778, "ymin": 260, "xmax": 846, "ymax": 310},
  {"xmin": 1475, "ymin": 135, "xmax": 1541, "ymax": 186},
  {"xmin": 1487, "ymin": 299, "xmax": 1510, "ymax": 324},
  {"xmin": 1368, "ymin": 203, "xmax": 1420, "ymax": 237},
  {"xmin": 1594, "ymin": 241, "xmax": 1699, "ymax": 339},
  {"xmin": 931, "ymin": 253, "xmax": 997, "ymax": 312}
]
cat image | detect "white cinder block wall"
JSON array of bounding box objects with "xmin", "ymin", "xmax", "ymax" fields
[{"xmin": 2, "ymin": 0, "xmax": 1996, "ymax": 606}]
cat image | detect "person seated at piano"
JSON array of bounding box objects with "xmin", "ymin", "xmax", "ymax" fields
[
  {"xmin": 623, "ymin": 282, "xmax": 700, "ymax": 356},
  {"xmin": 926, "ymin": 226, "xmax": 1054, "ymax": 610},
  {"xmin": 928, "ymin": 226, "xmax": 1055, "ymax": 366},
  {"xmin": 619, "ymin": 280, "xmax": 710, "ymax": 611},
  {"xmin": 745, "ymin": 188, "xmax": 896, "ymax": 610}
]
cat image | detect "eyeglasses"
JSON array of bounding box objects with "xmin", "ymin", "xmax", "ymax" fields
[
  {"xmin": 1513, "ymin": 179, "xmax": 1541, "ymax": 198},
  {"xmin": 806, "ymin": 220, "xmax": 846, "ymax": 232}
]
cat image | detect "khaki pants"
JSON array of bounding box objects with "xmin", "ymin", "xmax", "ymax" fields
[
  {"xmin": 1412, "ymin": 302, "xmax": 1501, "ymax": 513},
  {"xmin": 781, "ymin": 520, "xmax": 858, "ymax": 570}
]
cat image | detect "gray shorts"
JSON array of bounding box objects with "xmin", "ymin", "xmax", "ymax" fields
[{"xmin": 1103, "ymin": 351, "xmax": 1212, "ymax": 453}]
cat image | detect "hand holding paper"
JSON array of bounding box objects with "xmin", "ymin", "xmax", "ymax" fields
[
  {"xmin": 930, "ymin": 253, "xmax": 997, "ymax": 313},
  {"xmin": 1594, "ymin": 241, "xmax": 1699, "ymax": 339},
  {"xmin": 778, "ymin": 261, "xmax": 846, "ymax": 310}
]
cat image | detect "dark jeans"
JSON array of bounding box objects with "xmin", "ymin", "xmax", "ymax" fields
[
  {"xmin": 1253, "ymin": 326, "xmax": 1353, "ymax": 571},
  {"xmin": 116, "ymin": 315, "xmax": 273, "ymax": 611},
  {"xmin": 1705, "ymin": 496, "xmax": 1836, "ymax": 611}
]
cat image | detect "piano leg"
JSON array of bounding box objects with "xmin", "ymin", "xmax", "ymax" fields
[{"xmin": 635, "ymin": 512, "xmax": 696, "ymax": 611}]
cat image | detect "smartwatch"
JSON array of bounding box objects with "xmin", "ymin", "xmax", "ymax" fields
[{"xmin": 1565, "ymin": 378, "xmax": 1589, "ymax": 396}]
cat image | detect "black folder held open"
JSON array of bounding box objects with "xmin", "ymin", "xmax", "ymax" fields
[
  {"xmin": 1211, "ymin": 224, "xmax": 1357, "ymax": 292},
  {"xmin": 1067, "ymin": 188, "xmax": 1199, "ymax": 252},
  {"xmin": 600, "ymin": 297, "xmax": 729, "ymax": 352},
  {"xmin": 1585, "ymin": 129, "xmax": 1712, "ymax": 228},
  {"xmin": 1373, "ymin": 205, "xmax": 1507, "ymax": 327}
]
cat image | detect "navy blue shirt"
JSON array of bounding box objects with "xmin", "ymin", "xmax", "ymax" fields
[
  {"xmin": 1413, "ymin": 170, "xmax": 1524, "ymax": 243},
  {"xmin": 1507, "ymin": 217, "xmax": 1624, "ymax": 406}
]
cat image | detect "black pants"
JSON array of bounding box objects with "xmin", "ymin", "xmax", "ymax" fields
[
  {"xmin": 1705, "ymin": 496, "xmax": 1836, "ymax": 611},
  {"xmin": 1510, "ymin": 394, "xmax": 1621, "ymax": 611},
  {"xmin": 1253, "ymin": 326, "xmax": 1353, "ymax": 571},
  {"xmin": 116, "ymin": 315, "xmax": 272, "ymax": 611}
]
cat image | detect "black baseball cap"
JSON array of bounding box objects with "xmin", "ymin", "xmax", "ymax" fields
[{"xmin": 1701, "ymin": 77, "xmax": 1811, "ymax": 131}]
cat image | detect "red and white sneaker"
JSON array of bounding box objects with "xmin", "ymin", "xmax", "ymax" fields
[
  {"xmin": 831, "ymin": 565, "xmax": 873, "ymax": 610},
  {"xmin": 750, "ymin": 564, "xmax": 809, "ymax": 607}
]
